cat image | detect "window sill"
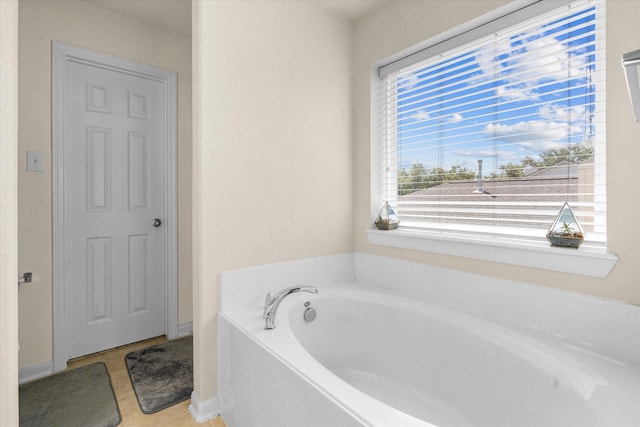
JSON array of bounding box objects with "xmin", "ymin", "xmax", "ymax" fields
[{"xmin": 366, "ymin": 228, "xmax": 618, "ymax": 278}]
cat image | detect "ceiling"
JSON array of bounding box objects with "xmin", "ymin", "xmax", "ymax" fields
[
  {"xmin": 311, "ymin": 0, "xmax": 389, "ymax": 21},
  {"xmin": 82, "ymin": 0, "xmax": 389, "ymax": 37},
  {"xmin": 83, "ymin": 0, "xmax": 192, "ymax": 36}
]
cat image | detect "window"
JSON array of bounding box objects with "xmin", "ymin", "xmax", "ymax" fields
[{"xmin": 374, "ymin": 0, "xmax": 606, "ymax": 250}]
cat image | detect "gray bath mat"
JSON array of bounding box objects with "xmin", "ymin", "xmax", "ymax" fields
[
  {"xmin": 125, "ymin": 335, "xmax": 193, "ymax": 414},
  {"xmin": 19, "ymin": 362, "xmax": 121, "ymax": 427}
]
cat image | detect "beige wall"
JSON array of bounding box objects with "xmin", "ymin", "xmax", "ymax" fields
[
  {"xmin": 17, "ymin": 0, "xmax": 192, "ymax": 368},
  {"xmin": 0, "ymin": 1, "xmax": 19, "ymax": 424},
  {"xmin": 193, "ymin": 0, "xmax": 353, "ymax": 402},
  {"xmin": 354, "ymin": 0, "xmax": 640, "ymax": 306}
]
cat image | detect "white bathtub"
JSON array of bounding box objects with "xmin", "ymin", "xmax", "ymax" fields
[{"xmin": 218, "ymin": 254, "xmax": 640, "ymax": 427}]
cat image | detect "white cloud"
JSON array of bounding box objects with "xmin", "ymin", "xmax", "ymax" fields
[
  {"xmin": 399, "ymin": 74, "xmax": 419, "ymax": 89},
  {"xmin": 410, "ymin": 109, "xmax": 430, "ymax": 121},
  {"xmin": 538, "ymin": 104, "xmax": 587, "ymax": 122},
  {"xmin": 409, "ymin": 111, "xmax": 461, "ymax": 123},
  {"xmin": 473, "ymin": 29, "xmax": 589, "ymax": 101},
  {"xmin": 515, "ymin": 34, "xmax": 588, "ymax": 83},
  {"xmin": 495, "ymin": 84, "xmax": 535, "ymax": 101},
  {"xmin": 483, "ymin": 120, "xmax": 582, "ymax": 151},
  {"xmin": 447, "ymin": 113, "xmax": 463, "ymax": 123},
  {"xmin": 453, "ymin": 149, "xmax": 523, "ymax": 166},
  {"xmin": 454, "ymin": 149, "xmax": 495, "ymax": 158},
  {"xmin": 474, "ymin": 38, "xmax": 514, "ymax": 82}
]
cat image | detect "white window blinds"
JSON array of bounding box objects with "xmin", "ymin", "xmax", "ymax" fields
[{"xmin": 376, "ymin": 0, "xmax": 606, "ymax": 244}]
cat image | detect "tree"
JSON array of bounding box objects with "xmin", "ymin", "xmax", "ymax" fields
[
  {"xmin": 499, "ymin": 162, "xmax": 525, "ymax": 178},
  {"xmin": 496, "ymin": 144, "xmax": 594, "ymax": 178},
  {"xmin": 398, "ymin": 144, "xmax": 594, "ymax": 195},
  {"xmin": 539, "ymin": 144, "xmax": 594, "ymax": 166},
  {"xmin": 446, "ymin": 165, "xmax": 477, "ymax": 181},
  {"xmin": 398, "ymin": 162, "xmax": 475, "ymax": 195},
  {"xmin": 398, "ymin": 162, "xmax": 429, "ymax": 195}
]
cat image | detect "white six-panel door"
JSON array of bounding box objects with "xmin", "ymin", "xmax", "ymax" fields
[
  {"xmin": 66, "ymin": 61, "xmax": 166, "ymax": 358},
  {"xmin": 53, "ymin": 42, "xmax": 177, "ymax": 366}
]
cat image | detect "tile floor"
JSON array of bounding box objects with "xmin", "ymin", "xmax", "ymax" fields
[{"xmin": 66, "ymin": 336, "xmax": 227, "ymax": 427}]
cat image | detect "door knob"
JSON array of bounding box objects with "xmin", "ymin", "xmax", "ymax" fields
[{"xmin": 152, "ymin": 218, "xmax": 162, "ymax": 227}]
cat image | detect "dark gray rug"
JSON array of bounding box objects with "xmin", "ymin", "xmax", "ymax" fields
[
  {"xmin": 19, "ymin": 362, "xmax": 121, "ymax": 427},
  {"xmin": 124, "ymin": 335, "xmax": 193, "ymax": 414}
]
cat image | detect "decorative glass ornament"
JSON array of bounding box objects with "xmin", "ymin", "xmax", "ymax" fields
[
  {"xmin": 546, "ymin": 202, "xmax": 584, "ymax": 249},
  {"xmin": 375, "ymin": 201, "xmax": 399, "ymax": 230}
]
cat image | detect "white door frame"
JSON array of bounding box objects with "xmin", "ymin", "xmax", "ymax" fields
[{"xmin": 52, "ymin": 41, "xmax": 178, "ymax": 371}]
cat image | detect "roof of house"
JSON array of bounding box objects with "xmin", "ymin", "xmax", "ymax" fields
[
  {"xmin": 397, "ymin": 170, "xmax": 585, "ymax": 229},
  {"xmin": 401, "ymin": 176, "xmax": 579, "ymax": 203}
]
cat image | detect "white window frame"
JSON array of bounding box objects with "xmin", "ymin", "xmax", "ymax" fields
[{"xmin": 369, "ymin": 0, "xmax": 617, "ymax": 278}]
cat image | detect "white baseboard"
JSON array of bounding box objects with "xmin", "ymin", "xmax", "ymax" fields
[
  {"xmin": 19, "ymin": 360, "xmax": 53, "ymax": 384},
  {"xmin": 189, "ymin": 391, "xmax": 219, "ymax": 423},
  {"xmin": 178, "ymin": 321, "xmax": 193, "ymax": 337},
  {"xmin": 21, "ymin": 323, "xmax": 192, "ymax": 385}
]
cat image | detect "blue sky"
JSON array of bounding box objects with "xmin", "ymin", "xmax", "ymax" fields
[{"xmin": 394, "ymin": 5, "xmax": 596, "ymax": 175}]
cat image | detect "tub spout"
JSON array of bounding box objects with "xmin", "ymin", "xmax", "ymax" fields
[{"xmin": 264, "ymin": 285, "xmax": 318, "ymax": 330}]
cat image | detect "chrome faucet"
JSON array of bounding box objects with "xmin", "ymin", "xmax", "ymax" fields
[{"xmin": 263, "ymin": 285, "xmax": 318, "ymax": 330}]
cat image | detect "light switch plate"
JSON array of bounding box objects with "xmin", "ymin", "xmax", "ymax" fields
[{"xmin": 27, "ymin": 151, "xmax": 44, "ymax": 172}]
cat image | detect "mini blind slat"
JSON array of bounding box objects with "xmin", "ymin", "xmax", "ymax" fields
[{"xmin": 377, "ymin": 0, "xmax": 606, "ymax": 243}]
